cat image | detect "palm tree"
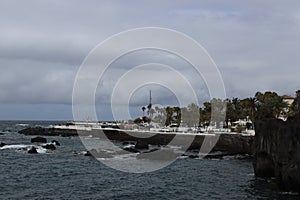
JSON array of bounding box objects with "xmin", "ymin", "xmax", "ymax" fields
[
  {"xmin": 232, "ymin": 97, "xmax": 240, "ymax": 110},
  {"xmin": 142, "ymin": 106, "xmax": 146, "ymax": 116}
]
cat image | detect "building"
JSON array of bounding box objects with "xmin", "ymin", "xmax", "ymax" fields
[
  {"xmin": 282, "ymin": 95, "xmax": 295, "ymax": 107},
  {"xmin": 279, "ymin": 95, "xmax": 295, "ymax": 121}
]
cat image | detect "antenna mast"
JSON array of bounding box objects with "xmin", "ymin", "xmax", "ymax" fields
[{"xmin": 149, "ymin": 90, "xmax": 152, "ymax": 105}]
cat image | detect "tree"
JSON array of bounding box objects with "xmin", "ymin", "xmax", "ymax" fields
[
  {"xmin": 287, "ymin": 90, "xmax": 300, "ymax": 116},
  {"xmin": 165, "ymin": 106, "xmax": 173, "ymax": 126},
  {"xmin": 211, "ymin": 98, "xmax": 226, "ymax": 128},
  {"xmin": 173, "ymin": 106, "xmax": 181, "ymax": 125},
  {"xmin": 255, "ymin": 91, "xmax": 288, "ymax": 119},
  {"xmin": 187, "ymin": 103, "xmax": 200, "ymax": 127},
  {"xmin": 232, "ymin": 97, "xmax": 240, "ymax": 110},
  {"xmin": 152, "ymin": 106, "xmax": 167, "ymax": 125},
  {"xmin": 142, "ymin": 106, "xmax": 146, "ymax": 116},
  {"xmin": 200, "ymin": 101, "xmax": 211, "ymax": 126}
]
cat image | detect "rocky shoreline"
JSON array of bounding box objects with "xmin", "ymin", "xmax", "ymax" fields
[
  {"xmin": 18, "ymin": 127, "xmax": 254, "ymax": 155},
  {"xmin": 18, "ymin": 119, "xmax": 300, "ymax": 192},
  {"xmin": 253, "ymin": 115, "xmax": 300, "ymax": 192}
]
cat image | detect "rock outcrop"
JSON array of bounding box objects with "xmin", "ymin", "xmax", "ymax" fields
[
  {"xmin": 20, "ymin": 127, "xmax": 78, "ymax": 137},
  {"xmin": 253, "ymin": 115, "xmax": 300, "ymax": 192},
  {"xmin": 31, "ymin": 136, "xmax": 47, "ymax": 143},
  {"xmin": 19, "ymin": 127, "xmax": 253, "ymax": 154},
  {"xmin": 51, "ymin": 140, "xmax": 60, "ymax": 146},
  {"xmin": 42, "ymin": 144, "xmax": 56, "ymax": 150},
  {"xmin": 0, "ymin": 142, "xmax": 6, "ymax": 147},
  {"xmin": 27, "ymin": 147, "xmax": 38, "ymax": 154},
  {"xmin": 134, "ymin": 140, "xmax": 149, "ymax": 150}
]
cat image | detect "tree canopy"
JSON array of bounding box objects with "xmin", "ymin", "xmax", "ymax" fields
[{"xmin": 134, "ymin": 90, "xmax": 297, "ymax": 127}]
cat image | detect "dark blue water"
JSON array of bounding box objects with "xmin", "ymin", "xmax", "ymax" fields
[{"xmin": 0, "ymin": 121, "xmax": 299, "ymax": 199}]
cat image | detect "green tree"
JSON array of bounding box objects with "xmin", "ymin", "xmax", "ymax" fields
[
  {"xmin": 184, "ymin": 103, "xmax": 200, "ymax": 127},
  {"xmin": 165, "ymin": 106, "xmax": 173, "ymax": 126},
  {"xmin": 289, "ymin": 90, "xmax": 300, "ymax": 116},
  {"xmin": 211, "ymin": 98, "xmax": 226, "ymax": 128},
  {"xmin": 255, "ymin": 91, "xmax": 288, "ymax": 119},
  {"xmin": 142, "ymin": 106, "xmax": 146, "ymax": 116},
  {"xmin": 200, "ymin": 101, "xmax": 211, "ymax": 126}
]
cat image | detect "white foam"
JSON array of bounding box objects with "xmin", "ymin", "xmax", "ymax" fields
[
  {"xmin": 36, "ymin": 146, "xmax": 48, "ymax": 154},
  {"xmin": 0, "ymin": 144, "xmax": 31, "ymax": 150},
  {"xmin": 1, "ymin": 144, "xmax": 50, "ymax": 154},
  {"xmin": 15, "ymin": 124, "xmax": 29, "ymax": 127},
  {"xmin": 123, "ymin": 144, "xmax": 135, "ymax": 149}
]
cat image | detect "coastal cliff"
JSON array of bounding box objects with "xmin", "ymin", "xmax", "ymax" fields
[{"xmin": 253, "ymin": 115, "xmax": 300, "ymax": 192}]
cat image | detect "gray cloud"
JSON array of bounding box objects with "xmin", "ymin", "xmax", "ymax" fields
[{"xmin": 0, "ymin": 0, "xmax": 300, "ymax": 119}]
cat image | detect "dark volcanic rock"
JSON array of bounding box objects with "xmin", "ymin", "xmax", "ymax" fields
[
  {"xmin": 123, "ymin": 146, "xmax": 139, "ymax": 153},
  {"xmin": 19, "ymin": 127, "xmax": 253, "ymax": 155},
  {"xmin": 135, "ymin": 140, "xmax": 149, "ymax": 150},
  {"xmin": 188, "ymin": 155, "xmax": 199, "ymax": 159},
  {"xmin": 122, "ymin": 141, "xmax": 134, "ymax": 146},
  {"xmin": 253, "ymin": 152, "xmax": 275, "ymax": 177},
  {"xmin": 28, "ymin": 147, "xmax": 38, "ymax": 154},
  {"xmin": 19, "ymin": 127, "xmax": 78, "ymax": 137},
  {"xmin": 0, "ymin": 142, "xmax": 6, "ymax": 147},
  {"xmin": 84, "ymin": 149, "xmax": 97, "ymax": 156},
  {"xmin": 215, "ymin": 134, "xmax": 253, "ymax": 154},
  {"xmin": 51, "ymin": 140, "xmax": 60, "ymax": 146},
  {"xmin": 31, "ymin": 136, "xmax": 47, "ymax": 143},
  {"xmin": 42, "ymin": 144, "xmax": 56, "ymax": 150},
  {"xmin": 253, "ymin": 115, "xmax": 300, "ymax": 192}
]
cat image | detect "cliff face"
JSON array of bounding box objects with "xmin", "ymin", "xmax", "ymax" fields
[{"xmin": 253, "ymin": 115, "xmax": 300, "ymax": 192}]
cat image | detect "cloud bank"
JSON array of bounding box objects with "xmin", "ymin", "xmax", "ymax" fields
[{"xmin": 1, "ymin": 0, "xmax": 299, "ymax": 119}]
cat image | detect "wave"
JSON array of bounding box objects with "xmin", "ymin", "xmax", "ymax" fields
[
  {"xmin": 15, "ymin": 124, "xmax": 29, "ymax": 127},
  {"xmin": 1, "ymin": 144, "xmax": 30, "ymax": 150},
  {"xmin": 1, "ymin": 144, "xmax": 50, "ymax": 154}
]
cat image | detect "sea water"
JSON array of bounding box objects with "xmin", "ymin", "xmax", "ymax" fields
[{"xmin": 0, "ymin": 121, "xmax": 299, "ymax": 200}]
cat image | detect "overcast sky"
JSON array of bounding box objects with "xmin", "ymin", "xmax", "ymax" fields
[{"xmin": 1, "ymin": 0, "xmax": 300, "ymax": 120}]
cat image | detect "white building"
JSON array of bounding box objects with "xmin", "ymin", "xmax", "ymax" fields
[{"xmin": 279, "ymin": 95, "xmax": 295, "ymax": 121}]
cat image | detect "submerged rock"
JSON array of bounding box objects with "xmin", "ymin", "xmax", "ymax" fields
[
  {"xmin": 31, "ymin": 137, "xmax": 47, "ymax": 143},
  {"xmin": 84, "ymin": 149, "xmax": 113, "ymax": 158}
]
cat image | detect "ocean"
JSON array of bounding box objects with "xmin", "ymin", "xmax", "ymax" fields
[{"xmin": 0, "ymin": 121, "xmax": 299, "ymax": 200}]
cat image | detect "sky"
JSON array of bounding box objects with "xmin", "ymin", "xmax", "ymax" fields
[{"xmin": 0, "ymin": 0, "xmax": 300, "ymax": 120}]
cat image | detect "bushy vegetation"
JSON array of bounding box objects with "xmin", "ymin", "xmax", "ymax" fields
[{"xmin": 136, "ymin": 90, "xmax": 299, "ymax": 127}]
